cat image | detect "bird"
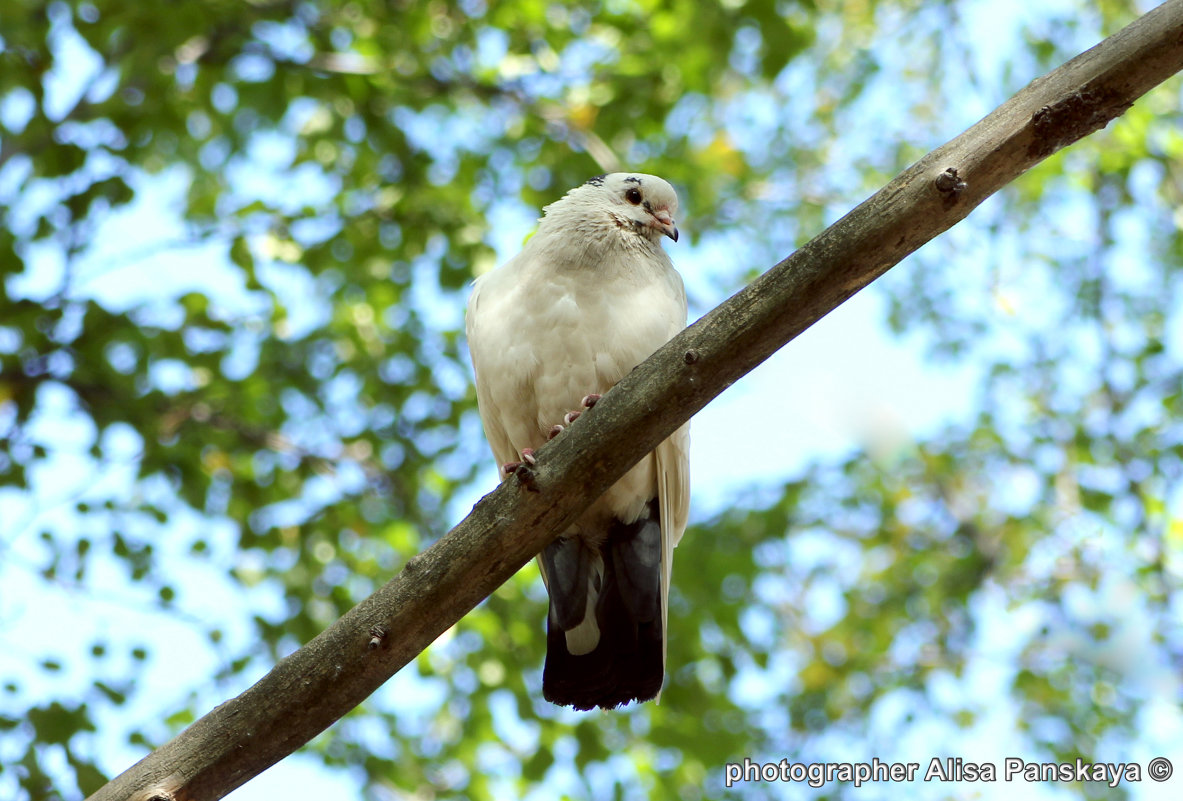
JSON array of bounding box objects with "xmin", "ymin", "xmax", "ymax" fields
[{"xmin": 465, "ymin": 173, "xmax": 690, "ymax": 710}]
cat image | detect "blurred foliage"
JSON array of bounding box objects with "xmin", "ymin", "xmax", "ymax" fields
[{"xmin": 1, "ymin": 0, "xmax": 1180, "ymax": 800}]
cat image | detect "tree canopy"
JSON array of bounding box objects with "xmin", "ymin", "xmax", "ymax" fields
[{"xmin": 1, "ymin": 1, "xmax": 1181, "ymax": 799}]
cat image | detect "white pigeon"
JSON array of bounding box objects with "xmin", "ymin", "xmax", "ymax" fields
[{"xmin": 466, "ymin": 173, "xmax": 691, "ymax": 710}]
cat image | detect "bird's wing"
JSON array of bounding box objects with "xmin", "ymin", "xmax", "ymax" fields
[
  {"xmin": 465, "ymin": 271, "xmax": 520, "ymax": 472},
  {"xmin": 655, "ymin": 421, "xmax": 690, "ymax": 691},
  {"xmin": 650, "ymin": 263, "xmax": 690, "ymax": 697}
]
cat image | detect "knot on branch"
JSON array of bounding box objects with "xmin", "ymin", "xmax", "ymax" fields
[
  {"xmin": 1028, "ymin": 87, "xmax": 1130, "ymax": 159},
  {"xmin": 512, "ymin": 464, "xmax": 541, "ymax": 493},
  {"xmin": 935, "ymin": 167, "xmax": 967, "ymax": 195},
  {"xmin": 368, "ymin": 625, "xmax": 388, "ymax": 650}
]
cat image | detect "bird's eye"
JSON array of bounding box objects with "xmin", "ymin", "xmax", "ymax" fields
[{"xmin": 625, "ymin": 187, "xmax": 642, "ymax": 205}]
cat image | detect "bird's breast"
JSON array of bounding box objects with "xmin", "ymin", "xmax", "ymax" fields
[
  {"xmin": 526, "ymin": 274, "xmax": 675, "ymax": 417},
  {"xmin": 472, "ymin": 255, "xmax": 682, "ymax": 449}
]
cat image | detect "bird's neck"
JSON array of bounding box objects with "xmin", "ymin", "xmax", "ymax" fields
[{"xmin": 534, "ymin": 205, "xmax": 663, "ymax": 265}]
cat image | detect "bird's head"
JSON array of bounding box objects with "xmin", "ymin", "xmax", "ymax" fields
[{"xmin": 544, "ymin": 173, "xmax": 680, "ymax": 246}]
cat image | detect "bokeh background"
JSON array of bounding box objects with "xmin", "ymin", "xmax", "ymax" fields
[{"xmin": 1, "ymin": 0, "xmax": 1181, "ymax": 798}]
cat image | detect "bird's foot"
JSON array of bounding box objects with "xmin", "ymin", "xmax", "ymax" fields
[
  {"xmin": 548, "ymin": 393, "xmax": 604, "ymax": 439},
  {"xmin": 501, "ymin": 448, "xmax": 537, "ymax": 475},
  {"xmin": 549, "ymin": 393, "xmax": 603, "ymax": 439}
]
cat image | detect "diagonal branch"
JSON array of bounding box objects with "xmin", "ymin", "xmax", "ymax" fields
[{"xmin": 89, "ymin": 2, "xmax": 1183, "ymax": 799}]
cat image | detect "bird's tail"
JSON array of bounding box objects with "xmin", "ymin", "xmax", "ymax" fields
[{"xmin": 540, "ymin": 500, "xmax": 664, "ymax": 710}]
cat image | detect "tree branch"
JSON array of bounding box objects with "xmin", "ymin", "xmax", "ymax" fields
[{"xmin": 90, "ymin": 2, "xmax": 1183, "ymax": 799}]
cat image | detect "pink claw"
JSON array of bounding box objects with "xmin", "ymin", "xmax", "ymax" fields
[
  {"xmin": 548, "ymin": 424, "xmax": 565, "ymax": 439},
  {"xmin": 563, "ymin": 410, "xmax": 581, "ymax": 425},
  {"xmin": 581, "ymin": 394, "xmax": 601, "ymax": 408},
  {"xmin": 502, "ymin": 446, "xmax": 538, "ymax": 474}
]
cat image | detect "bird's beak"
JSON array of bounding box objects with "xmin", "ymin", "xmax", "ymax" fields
[{"xmin": 652, "ymin": 209, "xmax": 679, "ymax": 242}]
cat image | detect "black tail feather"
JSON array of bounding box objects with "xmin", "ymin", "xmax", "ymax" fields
[{"xmin": 542, "ymin": 500, "xmax": 664, "ymax": 710}]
